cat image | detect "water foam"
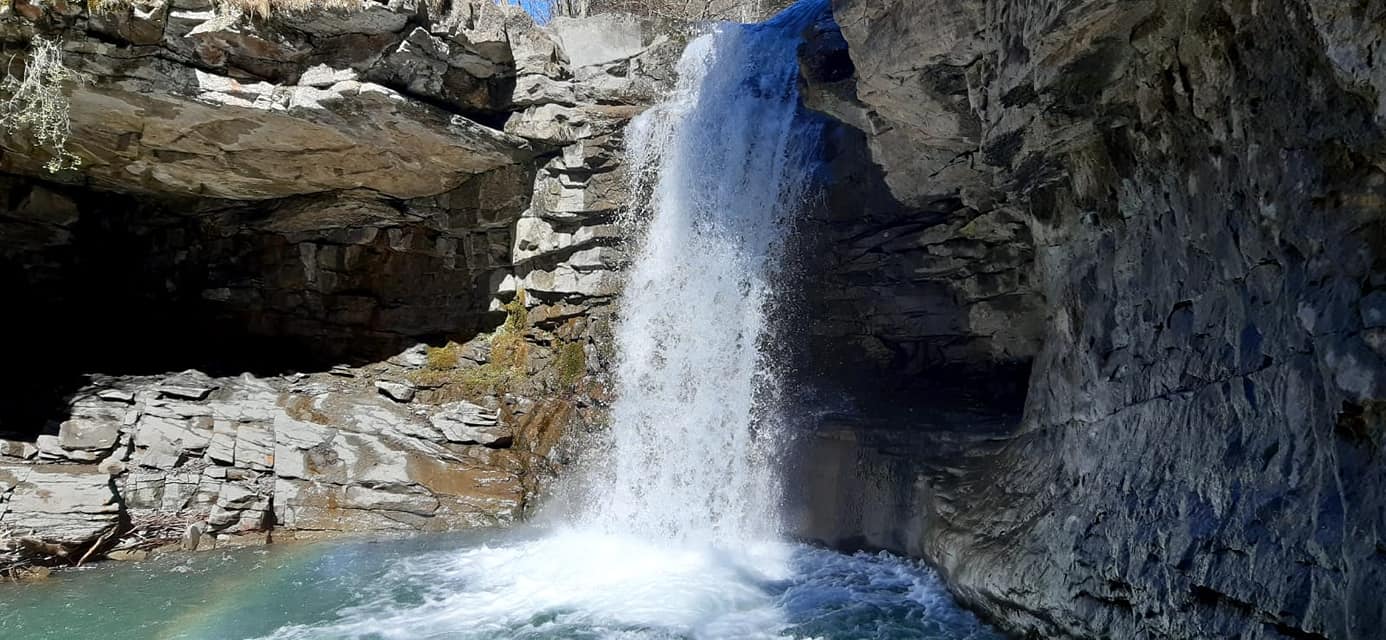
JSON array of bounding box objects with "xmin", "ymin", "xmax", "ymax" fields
[{"xmin": 239, "ymin": 532, "xmax": 997, "ymax": 640}]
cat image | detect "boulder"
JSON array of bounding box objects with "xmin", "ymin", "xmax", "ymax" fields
[
  {"xmin": 504, "ymin": 104, "xmax": 641, "ymax": 145},
  {"xmin": 548, "ymin": 14, "xmax": 645, "ymax": 69},
  {"xmin": 374, "ymin": 380, "xmax": 417, "ymax": 403},
  {"xmin": 0, "ymin": 465, "xmax": 120, "ymax": 545},
  {"xmin": 429, "ymin": 401, "xmax": 512, "ymax": 446},
  {"xmin": 364, "ymin": 27, "xmax": 512, "ymax": 114}
]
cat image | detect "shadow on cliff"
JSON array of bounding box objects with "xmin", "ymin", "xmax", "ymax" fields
[
  {"xmin": 0, "ymin": 179, "xmax": 499, "ymax": 441},
  {"xmin": 0, "ymin": 266, "xmax": 487, "ymax": 441}
]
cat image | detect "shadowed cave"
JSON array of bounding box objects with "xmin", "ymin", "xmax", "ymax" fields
[{"xmin": 0, "ymin": 175, "xmax": 520, "ymax": 440}]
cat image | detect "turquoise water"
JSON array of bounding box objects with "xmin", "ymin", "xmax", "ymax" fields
[{"xmin": 0, "ymin": 529, "xmax": 1002, "ymax": 640}]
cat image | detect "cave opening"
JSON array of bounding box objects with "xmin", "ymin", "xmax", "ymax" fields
[
  {"xmin": 793, "ymin": 121, "xmax": 1042, "ymax": 424},
  {"xmin": 0, "ymin": 177, "xmax": 503, "ymax": 440}
]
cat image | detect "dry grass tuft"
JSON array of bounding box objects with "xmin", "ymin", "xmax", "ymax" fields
[
  {"xmin": 410, "ymin": 291, "xmax": 533, "ymax": 399},
  {"xmin": 88, "ymin": 0, "xmax": 372, "ymax": 18},
  {"xmin": 225, "ymin": 0, "xmax": 369, "ymax": 17}
]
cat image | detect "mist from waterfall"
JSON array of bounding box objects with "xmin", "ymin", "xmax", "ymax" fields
[{"xmin": 573, "ymin": 0, "xmax": 829, "ymax": 543}]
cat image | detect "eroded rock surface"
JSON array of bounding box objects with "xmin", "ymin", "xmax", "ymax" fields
[
  {"xmin": 0, "ymin": 362, "xmax": 545, "ymax": 568},
  {"xmin": 803, "ymin": 1, "xmax": 1386, "ymax": 638},
  {"xmin": 0, "ymin": 0, "xmax": 672, "ymax": 572}
]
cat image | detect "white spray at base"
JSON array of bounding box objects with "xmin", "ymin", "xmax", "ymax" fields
[{"xmin": 574, "ymin": 0, "xmax": 829, "ymax": 543}]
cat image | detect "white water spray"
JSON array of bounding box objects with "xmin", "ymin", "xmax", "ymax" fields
[{"xmin": 577, "ymin": 0, "xmax": 829, "ymax": 543}]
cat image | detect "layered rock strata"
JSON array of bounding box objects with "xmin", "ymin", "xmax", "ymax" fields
[{"xmin": 0, "ymin": 0, "xmax": 673, "ymax": 571}]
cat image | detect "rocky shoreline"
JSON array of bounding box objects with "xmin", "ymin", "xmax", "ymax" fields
[{"xmin": 0, "ymin": 354, "xmax": 560, "ymax": 578}]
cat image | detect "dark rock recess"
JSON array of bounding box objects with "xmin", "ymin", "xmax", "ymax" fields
[{"xmin": 794, "ymin": 1, "xmax": 1386, "ymax": 639}]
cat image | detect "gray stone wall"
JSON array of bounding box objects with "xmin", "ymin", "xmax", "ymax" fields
[
  {"xmin": 803, "ymin": 1, "xmax": 1386, "ymax": 638},
  {"xmin": 0, "ymin": 0, "xmax": 675, "ymax": 573}
]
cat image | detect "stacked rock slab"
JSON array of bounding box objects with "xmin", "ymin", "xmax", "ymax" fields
[
  {"xmin": 2, "ymin": 367, "xmax": 531, "ymax": 544},
  {"xmin": 498, "ymin": 13, "xmax": 680, "ymax": 324}
]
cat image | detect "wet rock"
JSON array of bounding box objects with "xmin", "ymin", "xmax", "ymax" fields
[{"xmin": 106, "ymin": 548, "xmax": 148, "ymax": 561}]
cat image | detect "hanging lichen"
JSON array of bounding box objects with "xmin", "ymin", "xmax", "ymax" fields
[{"xmin": 0, "ymin": 37, "xmax": 85, "ymax": 173}]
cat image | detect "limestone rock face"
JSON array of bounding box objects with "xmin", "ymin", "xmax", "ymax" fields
[
  {"xmin": 799, "ymin": 8, "xmax": 1041, "ymax": 398},
  {"xmin": 0, "ymin": 1, "xmax": 672, "ymax": 570},
  {"xmin": 0, "ymin": 45, "xmax": 532, "ymax": 201},
  {"xmin": 0, "ymin": 464, "xmax": 121, "ymax": 545},
  {"xmin": 0, "ymin": 1, "xmax": 539, "ymax": 200},
  {"xmin": 804, "ymin": 1, "xmax": 1386, "ymax": 639},
  {"xmin": 493, "ymin": 15, "xmax": 675, "ymax": 325},
  {"xmin": 0, "ymin": 368, "xmax": 534, "ymax": 558}
]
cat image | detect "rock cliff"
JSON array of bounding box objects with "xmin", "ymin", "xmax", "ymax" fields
[
  {"xmin": 797, "ymin": 1, "xmax": 1386, "ymax": 638},
  {"xmin": 0, "ymin": 0, "xmax": 669, "ymax": 571}
]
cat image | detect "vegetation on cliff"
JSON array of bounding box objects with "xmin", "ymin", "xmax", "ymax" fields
[{"xmin": 0, "ymin": 37, "xmax": 82, "ymax": 172}]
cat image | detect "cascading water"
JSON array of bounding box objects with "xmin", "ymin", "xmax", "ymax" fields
[
  {"xmin": 577, "ymin": 0, "xmax": 829, "ymax": 543},
  {"xmin": 0, "ymin": 4, "xmax": 1005, "ymax": 639}
]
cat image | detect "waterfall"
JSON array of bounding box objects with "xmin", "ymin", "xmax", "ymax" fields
[
  {"xmin": 576, "ymin": 0, "xmax": 830, "ymax": 542},
  {"xmin": 1, "ymin": 5, "xmax": 1003, "ymax": 639}
]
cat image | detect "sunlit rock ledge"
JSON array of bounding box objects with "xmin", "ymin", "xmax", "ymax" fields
[{"xmin": 0, "ymin": 0, "xmax": 674, "ymax": 575}]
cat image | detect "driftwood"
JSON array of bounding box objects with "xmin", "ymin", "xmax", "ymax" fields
[
  {"xmin": 0, "ymin": 510, "xmax": 198, "ymax": 578},
  {"xmin": 109, "ymin": 510, "xmax": 196, "ymax": 553}
]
